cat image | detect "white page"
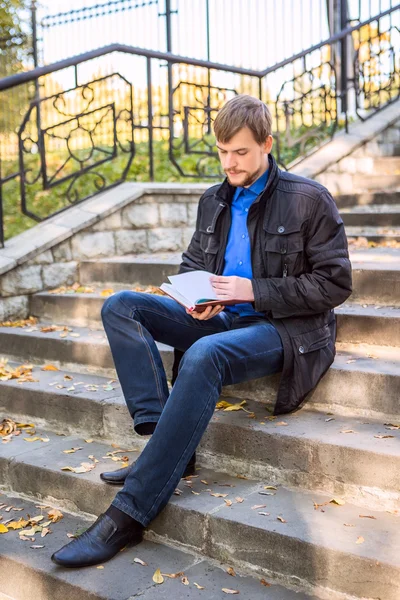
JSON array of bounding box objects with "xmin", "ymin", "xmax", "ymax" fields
[
  {"xmin": 168, "ymin": 270, "xmax": 218, "ymax": 303},
  {"xmin": 159, "ymin": 283, "xmax": 192, "ymax": 308}
]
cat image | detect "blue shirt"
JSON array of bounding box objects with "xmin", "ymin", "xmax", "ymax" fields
[{"xmin": 222, "ymin": 169, "xmax": 268, "ymax": 317}]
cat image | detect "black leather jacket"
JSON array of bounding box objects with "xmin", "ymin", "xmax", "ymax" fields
[{"xmin": 173, "ymin": 154, "xmax": 352, "ymax": 414}]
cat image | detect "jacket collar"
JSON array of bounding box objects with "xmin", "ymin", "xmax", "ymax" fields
[{"xmin": 216, "ymin": 154, "xmax": 280, "ymax": 205}]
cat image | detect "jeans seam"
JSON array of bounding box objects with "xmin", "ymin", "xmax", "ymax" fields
[
  {"xmin": 142, "ymin": 372, "xmax": 221, "ymax": 523},
  {"xmin": 136, "ymin": 319, "xmax": 166, "ymax": 411}
]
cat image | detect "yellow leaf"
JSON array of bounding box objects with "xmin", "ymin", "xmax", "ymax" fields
[
  {"xmin": 97, "ymin": 565, "xmax": 104, "ymax": 569},
  {"xmin": 24, "ymin": 437, "xmax": 42, "ymax": 442},
  {"xmin": 101, "ymin": 289, "xmax": 114, "ymax": 297},
  {"xmin": 0, "ymin": 524, "xmax": 9, "ymax": 533},
  {"xmin": 41, "ymin": 364, "xmax": 59, "ymax": 371},
  {"xmin": 194, "ymin": 582, "xmax": 205, "ymax": 589},
  {"xmin": 264, "ymin": 486, "xmax": 277, "ymax": 490},
  {"xmin": 30, "ymin": 515, "xmax": 44, "ymax": 523},
  {"xmin": 153, "ymin": 568, "xmax": 164, "ymax": 584},
  {"xmin": 7, "ymin": 519, "xmax": 29, "ymax": 530},
  {"xmin": 222, "ymin": 588, "xmax": 239, "ymax": 594},
  {"xmin": 63, "ymin": 447, "xmax": 83, "ymax": 454},
  {"xmin": 330, "ymin": 498, "xmax": 346, "ymax": 506},
  {"xmin": 223, "ymin": 401, "xmax": 247, "ymax": 412},
  {"xmin": 356, "ymin": 536, "xmax": 365, "ymax": 544},
  {"xmin": 48, "ymin": 509, "xmax": 63, "ymax": 523},
  {"xmin": 85, "ymin": 439, "xmax": 94, "ymax": 443},
  {"xmin": 216, "ymin": 400, "xmax": 234, "ymax": 409}
]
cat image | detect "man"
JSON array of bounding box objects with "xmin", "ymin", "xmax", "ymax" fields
[{"xmin": 52, "ymin": 95, "xmax": 352, "ymax": 567}]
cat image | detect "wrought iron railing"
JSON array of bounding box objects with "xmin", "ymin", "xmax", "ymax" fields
[{"xmin": 0, "ymin": 4, "xmax": 399, "ymax": 248}]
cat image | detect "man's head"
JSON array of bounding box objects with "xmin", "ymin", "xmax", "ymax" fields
[{"xmin": 213, "ymin": 95, "xmax": 273, "ymax": 188}]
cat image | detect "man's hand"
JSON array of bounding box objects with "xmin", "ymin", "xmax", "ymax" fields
[
  {"xmin": 210, "ymin": 275, "xmax": 254, "ymax": 302},
  {"xmin": 186, "ymin": 304, "xmax": 224, "ymax": 320}
]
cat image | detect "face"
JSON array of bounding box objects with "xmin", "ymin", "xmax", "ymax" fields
[{"xmin": 216, "ymin": 126, "xmax": 273, "ymax": 188}]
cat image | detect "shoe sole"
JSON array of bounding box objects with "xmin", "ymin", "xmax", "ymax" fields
[
  {"xmin": 100, "ymin": 463, "xmax": 196, "ymax": 486},
  {"xmin": 51, "ymin": 533, "xmax": 143, "ymax": 568}
]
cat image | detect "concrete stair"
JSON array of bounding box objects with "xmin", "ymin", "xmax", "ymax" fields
[
  {"xmin": 1, "ymin": 435, "xmax": 399, "ymax": 600},
  {"xmin": 1, "ymin": 182, "xmax": 400, "ymax": 599}
]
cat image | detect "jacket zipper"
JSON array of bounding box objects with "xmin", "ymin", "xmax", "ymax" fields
[{"xmin": 283, "ymin": 263, "xmax": 288, "ymax": 278}]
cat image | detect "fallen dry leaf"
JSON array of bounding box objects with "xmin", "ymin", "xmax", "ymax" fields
[
  {"xmin": 153, "ymin": 569, "xmax": 164, "ymax": 584},
  {"xmin": 276, "ymin": 421, "xmax": 288, "ymax": 426},
  {"xmin": 30, "ymin": 544, "xmax": 44, "ymax": 549},
  {"xmin": 48, "ymin": 509, "xmax": 63, "ymax": 523},
  {"xmin": 235, "ymin": 497, "xmax": 244, "ymax": 503},
  {"xmin": 359, "ymin": 515, "xmax": 377, "ymax": 520},
  {"xmin": 162, "ymin": 572, "xmax": 184, "ymax": 579},
  {"xmin": 330, "ymin": 498, "xmax": 346, "ymax": 506},
  {"xmin": 224, "ymin": 499, "xmax": 233, "ymax": 507},
  {"xmin": 340, "ymin": 430, "xmax": 357, "ymax": 434},
  {"xmin": 210, "ymin": 493, "xmax": 228, "ymax": 498},
  {"xmin": 264, "ymin": 486, "xmax": 277, "ymax": 490},
  {"xmin": 356, "ymin": 536, "xmax": 365, "ymax": 544},
  {"xmin": 101, "ymin": 289, "xmax": 115, "ymax": 297},
  {"xmin": 374, "ymin": 435, "xmax": 394, "ymax": 439},
  {"xmin": 63, "ymin": 447, "xmax": 83, "ymax": 454},
  {"xmin": 194, "ymin": 582, "xmax": 205, "ymax": 589},
  {"xmin": 97, "ymin": 565, "xmax": 104, "ymax": 569},
  {"xmin": 0, "ymin": 524, "xmax": 8, "ymax": 533},
  {"xmin": 251, "ymin": 505, "xmax": 266, "ymax": 510},
  {"xmin": 133, "ymin": 557, "xmax": 148, "ymax": 566},
  {"xmin": 277, "ymin": 516, "xmax": 287, "ymax": 523},
  {"xmin": 222, "ymin": 588, "xmax": 239, "ymax": 594},
  {"xmin": 227, "ymin": 567, "xmax": 236, "ymax": 577},
  {"xmin": 181, "ymin": 576, "xmax": 189, "ymax": 585},
  {"xmin": 260, "ymin": 579, "xmax": 271, "ymax": 587},
  {"xmin": 41, "ymin": 364, "xmax": 59, "ymax": 371}
]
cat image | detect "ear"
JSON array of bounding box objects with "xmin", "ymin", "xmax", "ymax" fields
[{"xmin": 263, "ymin": 135, "xmax": 273, "ymax": 154}]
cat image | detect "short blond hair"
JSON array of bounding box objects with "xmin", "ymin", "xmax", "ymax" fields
[{"xmin": 213, "ymin": 94, "xmax": 273, "ymax": 144}]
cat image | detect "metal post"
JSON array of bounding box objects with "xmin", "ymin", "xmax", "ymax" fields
[
  {"xmin": 206, "ymin": 0, "xmax": 212, "ymax": 134},
  {"xmin": 340, "ymin": 0, "xmax": 349, "ymax": 131},
  {"xmin": 31, "ymin": 0, "xmax": 46, "ymax": 187}
]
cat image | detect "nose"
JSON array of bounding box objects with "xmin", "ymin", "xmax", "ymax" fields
[{"xmin": 224, "ymin": 153, "xmax": 237, "ymax": 170}]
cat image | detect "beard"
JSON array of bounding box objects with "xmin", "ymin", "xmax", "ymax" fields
[{"xmin": 226, "ymin": 165, "xmax": 265, "ymax": 188}]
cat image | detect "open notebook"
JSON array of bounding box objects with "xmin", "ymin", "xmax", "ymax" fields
[{"xmin": 159, "ymin": 270, "xmax": 240, "ymax": 312}]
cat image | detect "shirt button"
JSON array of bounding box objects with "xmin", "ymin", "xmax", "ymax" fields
[
  {"xmin": 298, "ymin": 346, "xmax": 305, "ymax": 354},
  {"xmin": 280, "ymin": 247, "xmax": 287, "ymax": 254},
  {"xmin": 242, "ymin": 234, "xmax": 246, "ymax": 239},
  {"xmin": 245, "ymin": 208, "xmax": 249, "ymax": 212},
  {"xmin": 277, "ymin": 225, "xmax": 285, "ymax": 233},
  {"xmin": 239, "ymin": 261, "xmax": 243, "ymax": 266}
]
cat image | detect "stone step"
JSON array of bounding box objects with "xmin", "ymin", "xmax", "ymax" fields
[
  {"xmin": 1, "ymin": 326, "xmax": 399, "ymax": 422},
  {"xmin": 334, "ymin": 190, "xmax": 400, "ymax": 209},
  {"xmin": 339, "ymin": 156, "xmax": 400, "ymax": 174},
  {"xmin": 0, "ymin": 493, "xmax": 307, "ymax": 600},
  {"xmin": 334, "ymin": 302, "xmax": 400, "ymax": 346},
  {"xmin": 1, "ymin": 433, "xmax": 399, "ymax": 599},
  {"xmin": 28, "ymin": 292, "xmax": 400, "ymax": 346},
  {"xmin": 351, "ymin": 248, "xmax": 400, "ymax": 305},
  {"xmin": 351, "ymin": 173, "xmax": 400, "ymax": 191},
  {"xmin": 345, "ymin": 226, "xmax": 400, "ymax": 243},
  {"xmin": 78, "ymin": 249, "xmax": 400, "ymax": 306},
  {"xmin": 1, "ymin": 362, "xmax": 399, "ymax": 511},
  {"xmin": 340, "ymin": 204, "xmax": 400, "ymax": 227}
]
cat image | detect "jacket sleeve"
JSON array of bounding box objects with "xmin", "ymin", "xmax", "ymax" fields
[
  {"xmin": 178, "ymin": 196, "xmax": 206, "ymax": 274},
  {"xmin": 251, "ymin": 190, "xmax": 352, "ymax": 318}
]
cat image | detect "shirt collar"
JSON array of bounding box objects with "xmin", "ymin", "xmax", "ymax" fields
[{"xmin": 238, "ymin": 168, "xmax": 269, "ymax": 197}]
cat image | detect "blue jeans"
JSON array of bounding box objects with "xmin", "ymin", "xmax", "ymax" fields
[{"xmin": 101, "ymin": 291, "xmax": 283, "ymax": 526}]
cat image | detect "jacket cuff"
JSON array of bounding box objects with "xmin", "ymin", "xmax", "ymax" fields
[{"xmin": 251, "ymin": 278, "xmax": 271, "ymax": 312}]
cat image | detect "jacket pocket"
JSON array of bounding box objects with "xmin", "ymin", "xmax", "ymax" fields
[
  {"xmin": 292, "ymin": 324, "xmax": 331, "ymax": 356},
  {"xmin": 264, "ymin": 222, "xmax": 305, "ymax": 277},
  {"xmin": 199, "ymin": 201, "xmax": 226, "ymax": 255}
]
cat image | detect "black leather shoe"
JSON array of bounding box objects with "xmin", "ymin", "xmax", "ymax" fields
[
  {"xmin": 100, "ymin": 452, "xmax": 196, "ymax": 485},
  {"xmin": 51, "ymin": 513, "xmax": 143, "ymax": 568}
]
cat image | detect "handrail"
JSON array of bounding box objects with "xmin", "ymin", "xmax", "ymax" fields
[{"xmin": 0, "ymin": 4, "xmax": 398, "ymax": 93}]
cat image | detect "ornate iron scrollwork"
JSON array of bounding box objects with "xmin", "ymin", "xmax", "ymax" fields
[
  {"xmin": 18, "ymin": 73, "xmax": 134, "ymax": 222},
  {"xmin": 275, "ymin": 52, "xmax": 338, "ymax": 169}
]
